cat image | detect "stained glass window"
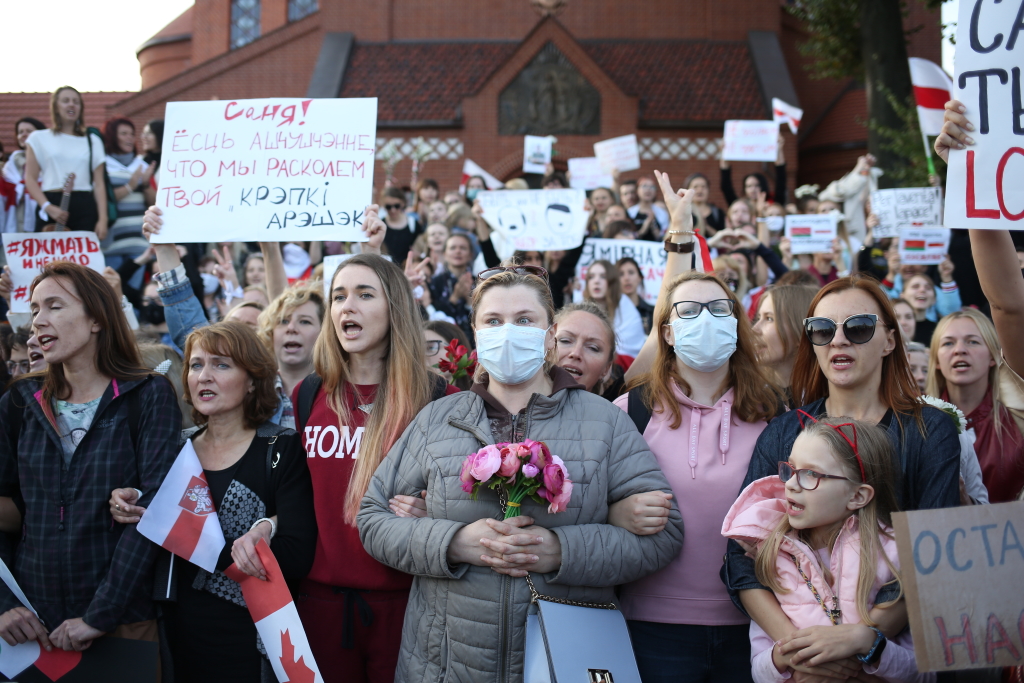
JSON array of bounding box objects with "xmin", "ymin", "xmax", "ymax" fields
[
  {"xmin": 230, "ymin": 0, "xmax": 261, "ymax": 50},
  {"xmin": 288, "ymin": 0, "xmax": 318, "ymax": 22}
]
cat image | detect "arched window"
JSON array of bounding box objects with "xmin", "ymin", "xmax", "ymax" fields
[
  {"xmin": 288, "ymin": 0, "xmax": 318, "ymax": 22},
  {"xmin": 230, "ymin": 0, "xmax": 261, "ymax": 50}
]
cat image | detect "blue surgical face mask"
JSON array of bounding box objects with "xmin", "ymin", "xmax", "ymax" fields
[
  {"xmin": 475, "ymin": 324, "xmax": 548, "ymax": 385},
  {"xmin": 466, "ymin": 188, "xmax": 480, "ymax": 202},
  {"xmin": 670, "ymin": 311, "xmax": 737, "ymax": 372}
]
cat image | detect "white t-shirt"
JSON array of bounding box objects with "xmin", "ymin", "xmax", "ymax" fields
[{"xmin": 25, "ymin": 129, "xmax": 104, "ymax": 192}]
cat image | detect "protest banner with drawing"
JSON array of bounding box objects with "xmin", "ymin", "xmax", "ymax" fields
[
  {"xmin": 477, "ymin": 189, "xmax": 588, "ymax": 252},
  {"xmin": 784, "ymin": 214, "xmax": 836, "ymax": 254},
  {"xmin": 593, "ymin": 135, "xmax": 640, "ymax": 173},
  {"xmin": 893, "ymin": 501, "xmax": 1024, "ymax": 672},
  {"xmin": 943, "ymin": 0, "xmax": 1023, "ymax": 229},
  {"xmin": 722, "ymin": 121, "xmax": 779, "ymax": 162},
  {"xmin": 2, "ymin": 232, "xmax": 105, "ymax": 313},
  {"xmin": 575, "ymin": 238, "xmax": 666, "ymax": 306},
  {"xmin": 899, "ymin": 227, "xmax": 950, "ymax": 265},
  {"xmin": 871, "ymin": 187, "xmax": 943, "ymax": 238},
  {"xmin": 153, "ymin": 97, "xmax": 377, "ymax": 243}
]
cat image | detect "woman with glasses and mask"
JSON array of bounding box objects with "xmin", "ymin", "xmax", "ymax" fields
[
  {"xmin": 380, "ymin": 187, "xmax": 423, "ymax": 266},
  {"xmin": 358, "ymin": 262, "xmax": 684, "ymax": 683},
  {"xmin": 613, "ymin": 174, "xmax": 783, "ymax": 683},
  {"xmin": 723, "ymin": 275, "xmax": 961, "ymax": 681}
]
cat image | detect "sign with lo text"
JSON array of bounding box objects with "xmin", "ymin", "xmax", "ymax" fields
[
  {"xmin": 784, "ymin": 214, "xmax": 837, "ymax": 255},
  {"xmin": 871, "ymin": 187, "xmax": 944, "ymax": 239},
  {"xmin": 593, "ymin": 135, "xmax": 641, "ymax": 173},
  {"xmin": 722, "ymin": 121, "xmax": 779, "ymax": 162},
  {"xmin": 943, "ymin": 0, "xmax": 1023, "ymax": 229},
  {"xmin": 154, "ymin": 97, "xmax": 377, "ymax": 243},
  {"xmin": 899, "ymin": 227, "xmax": 950, "ymax": 265},
  {"xmin": 575, "ymin": 238, "xmax": 666, "ymax": 306},
  {"xmin": 477, "ymin": 189, "xmax": 589, "ymax": 252},
  {"xmin": 2, "ymin": 232, "xmax": 105, "ymax": 313},
  {"xmin": 893, "ymin": 502, "xmax": 1024, "ymax": 672}
]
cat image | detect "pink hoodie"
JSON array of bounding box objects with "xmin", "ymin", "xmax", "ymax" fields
[
  {"xmin": 720, "ymin": 475, "xmax": 899, "ymax": 628},
  {"xmin": 614, "ymin": 384, "xmax": 765, "ymax": 625}
]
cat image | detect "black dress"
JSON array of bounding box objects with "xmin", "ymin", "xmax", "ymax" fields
[{"xmin": 159, "ymin": 428, "xmax": 317, "ymax": 683}]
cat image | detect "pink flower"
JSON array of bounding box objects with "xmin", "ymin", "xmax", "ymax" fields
[
  {"xmin": 548, "ymin": 479, "xmax": 573, "ymax": 514},
  {"xmin": 497, "ymin": 446, "xmax": 520, "ymax": 480},
  {"xmin": 466, "ymin": 445, "xmax": 502, "ymax": 484},
  {"xmin": 542, "ymin": 455, "xmax": 568, "ymax": 497},
  {"xmin": 459, "ymin": 457, "xmax": 476, "ymax": 494},
  {"xmin": 524, "ymin": 439, "xmax": 550, "ymax": 469},
  {"xmin": 522, "ymin": 463, "xmax": 540, "ymax": 479}
]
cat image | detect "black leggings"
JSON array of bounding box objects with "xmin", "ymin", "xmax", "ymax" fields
[{"xmin": 37, "ymin": 190, "xmax": 99, "ymax": 232}]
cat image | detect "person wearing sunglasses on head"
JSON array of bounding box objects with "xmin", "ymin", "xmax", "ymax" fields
[{"xmin": 722, "ymin": 274, "xmax": 961, "ymax": 681}]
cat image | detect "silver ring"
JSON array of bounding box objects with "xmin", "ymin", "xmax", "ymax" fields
[{"xmin": 115, "ymin": 504, "xmax": 121, "ymax": 511}]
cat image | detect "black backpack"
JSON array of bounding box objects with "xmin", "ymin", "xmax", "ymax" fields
[
  {"xmin": 625, "ymin": 384, "xmax": 653, "ymax": 435},
  {"xmin": 295, "ymin": 373, "xmax": 451, "ymax": 433}
]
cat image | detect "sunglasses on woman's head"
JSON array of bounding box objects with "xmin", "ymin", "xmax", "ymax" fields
[
  {"xmin": 384, "ymin": 203, "xmax": 404, "ymax": 211},
  {"xmin": 803, "ymin": 314, "xmax": 879, "ymax": 346},
  {"xmin": 476, "ymin": 265, "xmax": 549, "ymax": 282}
]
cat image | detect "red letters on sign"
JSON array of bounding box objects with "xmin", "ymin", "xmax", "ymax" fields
[
  {"xmin": 935, "ymin": 614, "xmax": 979, "ymax": 666},
  {"xmin": 966, "ymin": 151, "xmax": 1001, "ymax": 219},
  {"xmin": 996, "ymin": 147, "xmax": 1024, "ymax": 221}
]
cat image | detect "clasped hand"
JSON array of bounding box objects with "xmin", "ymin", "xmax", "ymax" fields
[{"xmin": 447, "ymin": 516, "xmax": 561, "ymax": 577}]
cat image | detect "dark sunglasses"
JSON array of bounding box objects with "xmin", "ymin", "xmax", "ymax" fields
[
  {"xmin": 384, "ymin": 203, "xmax": 404, "ymax": 211},
  {"xmin": 778, "ymin": 462, "xmax": 854, "ymax": 491},
  {"xmin": 476, "ymin": 265, "xmax": 549, "ymax": 282},
  {"xmin": 803, "ymin": 314, "xmax": 879, "ymax": 346}
]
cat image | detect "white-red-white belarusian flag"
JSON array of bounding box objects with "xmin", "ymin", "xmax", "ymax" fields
[
  {"xmin": 459, "ymin": 159, "xmax": 504, "ymax": 193},
  {"xmin": 771, "ymin": 98, "xmax": 803, "ymax": 134},
  {"xmin": 909, "ymin": 57, "xmax": 954, "ymax": 137},
  {"xmin": 225, "ymin": 540, "xmax": 323, "ymax": 683},
  {"xmin": 137, "ymin": 440, "xmax": 226, "ymax": 572}
]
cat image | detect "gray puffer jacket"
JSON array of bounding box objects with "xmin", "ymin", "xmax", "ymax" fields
[{"xmin": 358, "ymin": 381, "xmax": 684, "ymax": 683}]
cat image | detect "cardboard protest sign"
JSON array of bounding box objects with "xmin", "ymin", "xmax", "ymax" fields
[
  {"xmin": 523, "ymin": 136, "xmax": 553, "ymax": 174},
  {"xmin": 892, "ymin": 501, "xmax": 1024, "ymax": 673},
  {"xmin": 943, "ymin": 0, "xmax": 1023, "ymax": 229},
  {"xmin": 899, "ymin": 227, "xmax": 950, "ymax": 265},
  {"xmin": 784, "ymin": 214, "xmax": 836, "ymax": 254},
  {"xmin": 575, "ymin": 238, "xmax": 666, "ymax": 306},
  {"xmin": 2, "ymin": 232, "xmax": 104, "ymax": 313},
  {"xmin": 477, "ymin": 189, "xmax": 588, "ymax": 252},
  {"xmin": 154, "ymin": 97, "xmax": 377, "ymax": 243},
  {"xmin": 722, "ymin": 121, "xmax": 778, "ymax": 162},
  {"xmin": 593, "ymin": 135, "xmax": 640, "ymax": 173},
  {"xmin": 567, "ymin": 157, "xmax": 614, "ymax": 191},
  {"xmin": 871, "ymin": 187, "xmax": 943, "ymax": 239}
]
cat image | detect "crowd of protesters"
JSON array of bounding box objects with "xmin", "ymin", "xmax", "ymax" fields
[{"xmin": 0, "ymin": 86, "xmax": 1021, "ymax": 683}]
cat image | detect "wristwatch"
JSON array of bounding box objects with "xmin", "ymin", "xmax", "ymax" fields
[
  {"xmin": 857, "ymin": 626, "xmax": 887, "ymax": 665},
  {"xmin": 663, "ymin": 238, "xmax": 694, "ymax": 254}
]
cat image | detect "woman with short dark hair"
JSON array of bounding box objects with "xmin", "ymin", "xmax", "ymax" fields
[
  {"xmin": 102, "ymin": 117, "xmax": 152, "ymax": 219},
  {"xmin": 2, "ymin": 117, "xmax": 46, "ymax": 232}
]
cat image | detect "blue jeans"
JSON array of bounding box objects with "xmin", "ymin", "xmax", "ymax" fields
[{"xmin": 627, "ymin": 620, "xmax": 753, "ymax": 683}]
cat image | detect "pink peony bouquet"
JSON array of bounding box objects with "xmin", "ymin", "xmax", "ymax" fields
[{"xmin": 459, "ymin": 439, "xmax": 573, "ymax": 519}]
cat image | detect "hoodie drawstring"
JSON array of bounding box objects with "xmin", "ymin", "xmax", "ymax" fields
[
  {"xmin": 720, "ymin": 400, "xmax": 731, "ymax": 465},
  {"xmin": 688, "ymin": 400, "xmax": 732, "ymax": 478}
]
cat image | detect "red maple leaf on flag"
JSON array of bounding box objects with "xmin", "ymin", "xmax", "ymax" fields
[{"xmin": 280, "ymin": 629, "xmax": 316, "ymax": 683}]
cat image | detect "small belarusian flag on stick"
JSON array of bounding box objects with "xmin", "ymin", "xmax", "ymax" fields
[{"xmin": 909, "ymin": 57, "xmax": 954, "ymax": 176}]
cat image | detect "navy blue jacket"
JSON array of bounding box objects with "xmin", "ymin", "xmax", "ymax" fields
[{"xmin": 720, "ymin": 397, "xmax": 961, "ymax": 614}]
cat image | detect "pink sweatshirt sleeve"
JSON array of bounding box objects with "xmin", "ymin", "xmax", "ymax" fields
[
  {"xmin": 749, "ymin": 622, "xmax": 792, "ymax": 683},
  {"xmin": 862, "ymin": 632, "xmax": 936, "ymax": 683}
]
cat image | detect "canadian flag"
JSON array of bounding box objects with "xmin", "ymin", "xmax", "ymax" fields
[
  {"xmin": 459, "ymin": 159, "xmax": 504, "ymax": 193},
  {"xmin": 225, "ymin": 540, "xmax": 323, "ymax": 683},
  {"xmin": 909, "ymin": 57, "xmax": 954, "ymax": 137},
  {"xmin": 772, "ymin": 98, "xmax": 803, "ymax": 134},
  {"xmin": 137, "ymin": 440, "xmax": 226, "ymax": 572}
]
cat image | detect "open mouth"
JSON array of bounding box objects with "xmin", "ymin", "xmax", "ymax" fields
[
  {"xmin": 562, "ymin": 365, "xmax": 583, "ymax": 378},
  {"xmin": 38, "ymin": 335, "xmax": 57, "ymax": 351},
  {"xmin": 29, "ymin": 352, "xmax": 44, "ymax": 364},
  {"xmin": 830, "ymin": 354, "xmax": 854, "ymax": 369},
  {"xmin": 341, "ymin": 320, "xmax": 362, "ymax": 338},
  {"xmin": 786, "ymin": 498, "xmax": 805, "ymax": 514},
  {"xmin": 952, "ymin": 360, "xmax": 971, "ymax": 371},
  {"xmin": 198, "ymin": 390, "xmax": 216, "ymax": 400},
  {"xmin": 283, "ymin": 341, "xmax": 303, "ymax": 352}
]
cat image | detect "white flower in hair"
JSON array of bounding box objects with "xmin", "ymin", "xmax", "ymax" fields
[{"xmin": 919, "ymin": 395, "xmax": 967, "ymax": 433}]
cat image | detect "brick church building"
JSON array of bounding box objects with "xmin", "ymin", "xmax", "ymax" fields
[{"xmin": 2, "ymin": 0, "xmax": 942, "ymax": 202}]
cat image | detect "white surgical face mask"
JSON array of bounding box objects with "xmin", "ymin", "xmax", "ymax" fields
[
  {"xmin": 475, "ymin": 323, "xmax": 548, "ymax": 385},
  {"xmin": 671, "ymin": 311, "xmax": 737, "ymax": 372}
]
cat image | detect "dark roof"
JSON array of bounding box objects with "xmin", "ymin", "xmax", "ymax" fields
[
  {"xmin": 337, "ymin": 39, "xmax": 765, "ymax": 125},
  {"xmin": 582, "ymin": 40, "xmax": 766, "ymax": 122},
  {"xmin": 0, "ymin": 92, "xmax": 135, "ymax": 157}
]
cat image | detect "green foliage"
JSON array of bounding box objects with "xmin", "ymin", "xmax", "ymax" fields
[
  {"xmin": 868, "ymin": 86, "xmax": 948, "ymax": 187},
  {"xmin": 787, "ymin": 0, "xmax": 864, "ymax": 80}
]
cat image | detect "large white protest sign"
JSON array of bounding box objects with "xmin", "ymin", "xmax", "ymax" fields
[
  {"xmin": 2, "ymin": 232, "xmax": 104, "ymax": 313},
  {"xmin": 785, "ymin": 214, "xmax": 836, "ymax": 254},
  {"xmin": 477, "ymin": 189, "xmax": 588, "ymax": 252},
  {"xmin": 523, "ymin": 136, "xmax": 553, "ymax": 174},
  {"xmin": 593, "ymin": 134, "xmax": 641, "ymax": 173},
  {"xmin": 154, "ymin": 97, "xmax": 377, "ymax": 244},
  {"xmin": 871, "ymin": 187, "xmax": 943, "ymax": 238},
  {"xmin": 575, "ymin": 238, "xmax": 666, "ymax": 306},
  {"xmin": 722, "ymin": 121, "xmax": 778, "ymax": 162},
  {"xmin": 568, "ymin": 157, "xmax": 614, "ymax": 191},
  {"xmin": 899, "ymin": 227, "xmax": 950, "ymax": 265},
  {"xmin": 943, "ymin": 0, "xmax": 1023, "ymax": 229}
]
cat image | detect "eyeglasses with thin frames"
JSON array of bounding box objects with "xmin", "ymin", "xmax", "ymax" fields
[
  {"xmin": 671, "ymin": 299, "xmax": 735, "ymax": 320},
  {"xmin": 6, "ymin": 360, "xmax": 30, "ymax": 374}
]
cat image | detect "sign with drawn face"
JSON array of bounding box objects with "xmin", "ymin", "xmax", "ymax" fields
[{"xmin": 477, "ymin": 189, "xmax": 589, "ymax": 251}]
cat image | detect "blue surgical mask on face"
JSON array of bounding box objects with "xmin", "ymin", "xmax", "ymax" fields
[
  {"xmin": 466, "ymin": 188, "xmax": 480, "ymax": 202},
  {"xmin": 670, "ymin": 311, "xmax": 737, "ymax": 372},
  {"xmin": 475, "ymin": 323, "xmax": 548, "ymax": 385}
]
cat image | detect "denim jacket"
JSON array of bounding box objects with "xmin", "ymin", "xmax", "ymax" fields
[
  {"xmin": 720, "ymin": 398, "xmax": 961, "ymax": 615},
  {"xmin": 155, "ymin": 264, "xmax": 210, "ymax": 351}
]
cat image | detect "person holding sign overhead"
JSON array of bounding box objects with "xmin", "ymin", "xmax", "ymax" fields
[
  {"xmin": 0, "ymin": 262, "xmax": 179, "ymax": 656},
  {"xmin": 22, "ymin": 87, "xmax": 108, "ymax": 237}
]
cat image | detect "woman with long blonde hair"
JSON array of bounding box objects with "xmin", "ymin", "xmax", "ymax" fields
[
  {"xmin": 927, "ymin": 308, "xmax": 1024, "ymax": 502},
  {"xmin": 292, "ymin": 208, "xmax": 455, "ymax": 683}
]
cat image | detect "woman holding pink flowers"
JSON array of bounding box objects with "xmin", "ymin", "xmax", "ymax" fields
[{"xmin": 358, "ymin": 266, "xmax": 684, "ymax": 683}]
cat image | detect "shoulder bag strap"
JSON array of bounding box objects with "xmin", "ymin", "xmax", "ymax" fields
[{"xmin": 626, "ymin": 384, "xmax": 653, "ymax": 435}]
